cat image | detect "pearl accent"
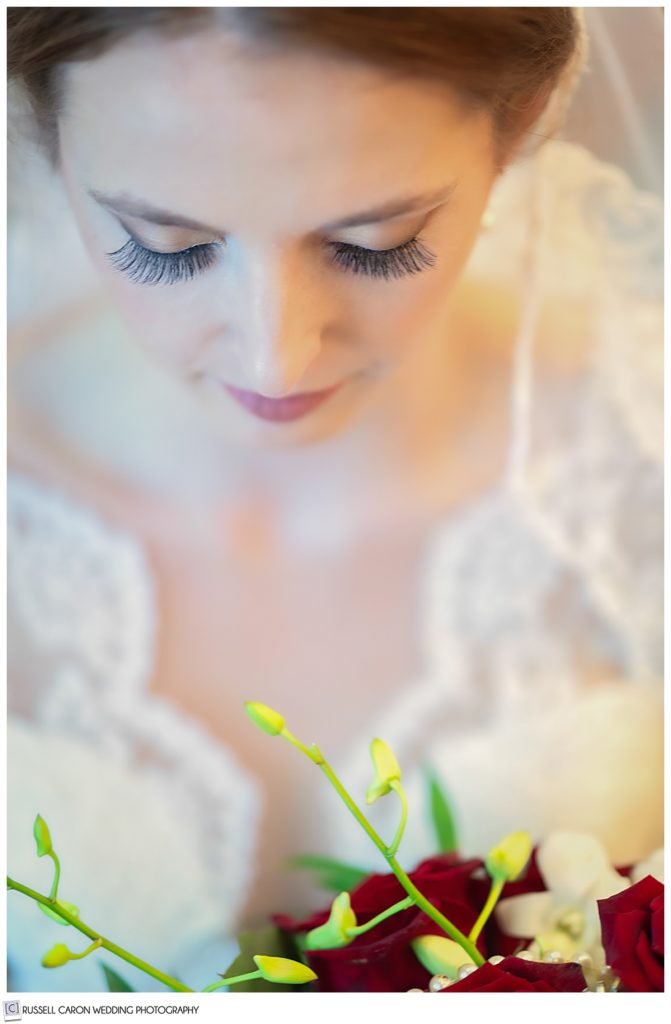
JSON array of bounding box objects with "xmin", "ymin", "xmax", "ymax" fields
[
  {"xmin": 542, "ymin": 951, "xmax": 565, "ymax": 964},
  {"xmin": 429, "ymin": 975, "xmax": 451, "ymax": 991},
  {"xmin": 457, "ymin": 964, "xmax": 478, "ymax": 980},
  {"xmin": 488, "ymin": 955, "xmax": 505, "ymax": 965}
]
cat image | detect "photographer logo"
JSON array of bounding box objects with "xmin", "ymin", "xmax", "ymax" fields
[{"xmin": 3, "ymin": 1002, "xmax": 21, "ymax": 1022}]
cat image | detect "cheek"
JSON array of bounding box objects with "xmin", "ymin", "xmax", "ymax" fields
[
  {"xmin": 105, "ymin": 281, "xmax": 212, "ymax": 371},
  {"xmin": 357, "ymin": 238, "xmax": 477, "ymax": 362},
  {"xmin": 69, "ymin": 216, "xmax": 211, "ymax": 371}
]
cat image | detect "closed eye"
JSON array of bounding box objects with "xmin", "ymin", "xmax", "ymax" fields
[{"xmin": 105, "ymin": 232, "xmax": 437, "ymax": 286}]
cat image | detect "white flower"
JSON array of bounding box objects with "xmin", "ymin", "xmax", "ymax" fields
[
  {"xmin": 494, "ymin": 831, "xmax": 630, "ymax": 967},
  {"xmin": 630, "ymin": 847, "xmax": 664, "ymax": 885}
]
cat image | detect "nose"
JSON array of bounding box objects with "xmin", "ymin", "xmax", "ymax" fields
[{"xmin": 234, "ymin": 248, "xmax": 324, "ymax": 398}]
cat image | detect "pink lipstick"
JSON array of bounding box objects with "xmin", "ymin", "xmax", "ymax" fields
[{"xmin": 222, "ymin": 382, "xmax": 341, "ymax": 422}]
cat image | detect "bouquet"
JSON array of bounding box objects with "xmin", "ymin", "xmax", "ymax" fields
[{"xmin": 7, "ymin": 702, "xmax": 664, "ymax": 994}]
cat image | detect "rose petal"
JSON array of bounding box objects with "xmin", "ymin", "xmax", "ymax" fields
[
  {"xmin": 635, "ymin": 930, "xmax": 664, "ymax": 991},
  {"xmin": 598, "ymin": 881, "xmax": 665, "ymax": 994},
  {"xmin": 651, "ymin": 893, "xmax": 664, "ymax": 957},
  {"xmin": 443, "ymin": 958, "xmax": 585, "ymax": 993},
  {"xmin": 445, "ymin": 963, "xmax": 535, "ymax": 992}
]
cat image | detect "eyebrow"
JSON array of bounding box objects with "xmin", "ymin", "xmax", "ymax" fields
[{"xmin": 86, "ymin": 181, "xmax": 458, "ymax": 235}]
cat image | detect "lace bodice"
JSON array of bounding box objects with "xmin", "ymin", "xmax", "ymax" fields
[{"xmin": 7, "ymin": 140, "xmax": 663, "ymax": 992}]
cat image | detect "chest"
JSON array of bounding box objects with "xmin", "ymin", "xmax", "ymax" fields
[{"xmin": 145, "ymin": 510, "xmax": 431, "ymax": 757}]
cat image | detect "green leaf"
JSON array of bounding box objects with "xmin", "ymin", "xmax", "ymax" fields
[
  {"xmin": 425, "ymin": 765, "xmax": 459, "ymax": 854},
  {"xmin": 38, "ymin": 899, "xmax": 80, "ymax": 927},
  {"xmin": 285, "ymin": 855, "xmax": 369, "ymax": 894},
  {"xmin": 222, "ymin": 924, "xmax": 306, "ymax": 993},
  {"xmin": 100, "ymin": 963, "xmax": 136, "ymax": 992}
]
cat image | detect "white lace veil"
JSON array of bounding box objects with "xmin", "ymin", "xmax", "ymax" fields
[{"xmin": 504, "ymin": 5, "xmax": 663, "ymax": 492}]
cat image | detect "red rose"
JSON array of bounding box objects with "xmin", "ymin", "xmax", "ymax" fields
[
  {"xmin": 598, "ymin": 875, "xmax": 664, "ymax": 992},
  {"xmin": 275, "ymin": 852, "xmax": 548, "ymax": 992},
  {"xmin": 441, "ymin": 957, "xmax": 586, "ymax": 992}
]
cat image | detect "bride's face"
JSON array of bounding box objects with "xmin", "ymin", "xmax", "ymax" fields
[{"xmin": 58, "ymin": 29, "xmax": 498, "ymax": 447}]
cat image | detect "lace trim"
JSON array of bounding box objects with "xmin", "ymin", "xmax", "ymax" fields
[
  {"xmin": 8, "ymin": 473, "xmax": 155, "ymax": 696},
  {"xmin": 7, "ymin": 472, "xmax": 262, "ymax": 986}
]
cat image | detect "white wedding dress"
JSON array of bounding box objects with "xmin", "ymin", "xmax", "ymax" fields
[{"xmin": 6, "ymin": 135, "xmax": 663, "ymax": 993}]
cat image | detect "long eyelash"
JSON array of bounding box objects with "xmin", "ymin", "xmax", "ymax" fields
[
  {"xmin": 105, "ymin": 236, "xmax": 219, "ymax": 286},
  {"xmin": 105, "ymin": 233, "xmax": 437, "ymax": 287},
  {"xmin": 330, "ymin": 236, "xmax": 437, "ymax": 280}
]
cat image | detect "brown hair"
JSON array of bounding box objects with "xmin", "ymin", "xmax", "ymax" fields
[{"xmin": 8, "ymin": 6, "xmax": 579, "ymax": 168}]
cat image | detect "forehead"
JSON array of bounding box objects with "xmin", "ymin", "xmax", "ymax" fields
[{"xmin": 60, "ymin": 29, "xmax": 491, "ymax": 231}]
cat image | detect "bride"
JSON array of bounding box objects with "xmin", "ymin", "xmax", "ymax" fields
[{"xmin": 7, "ymin": 7, "xmax": 663, "ymax": 992}]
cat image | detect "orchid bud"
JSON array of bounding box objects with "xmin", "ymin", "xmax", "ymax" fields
[
  {"xmin": 486, "ymin": 831, "xmax": 532, "ymax": 882},
  {"xmin": 41, "ymin": 944, "xmax": 71, "ymax": 968},
  {"xmin": 411, "ymin": 935, "xmax": 477, "ymax": 981},
  {"xmin": 365, "ymin": 738, "xmax": 401, "ymax": 804},
  {"xmin": 244, "ymin": 702, "xmax": 285, "ymax": 736},
  {"xmin": 304, "ymin": 892, "xmax": 357, "ymax": 950},
  {"xmin": 252, "ymin": 955, "xmax": 317, "ymax": 985},
  {"xmin": 33, "ymin": 815, "xmax": 53, "ymax": 858}
]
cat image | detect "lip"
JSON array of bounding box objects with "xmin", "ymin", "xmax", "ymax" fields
[{"xmin": 222, "ymin": 382, "xmax": 342, "ymax": 422}]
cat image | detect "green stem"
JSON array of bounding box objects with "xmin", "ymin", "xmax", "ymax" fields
[
  {"xmin": 469, "ymin": 876, "xmax": 505, "ymax": 944},
  {"xmin": 386, "ymin": 856, "xmax": 484, "ymax": 964},
  {"xmin": 281, "ymin": 729, "xmax": 322, "ymax": 764},
  {"xmin": 48, "ymin": 851, "xmax": 61, "ymax": 900},
  {"xmin": 345, "ymin": 897, "xmax": 414, "ymax": 938},
  {"xmin": 310, "ymin": 748, "xmax": 484, "ymax": 966},
  {"xmin": 202, "ymin": 970, "xmax": 262, "ymax": 992},
  {"xmin": 70, "ymin": 939, "xmax": 103, "ymax": 961},
  {"xmin": 315, "ymin": 750, "xmax": 395, "ymax": 858},
  {"xmin": 7, "ymin": 876, "xmax": 193, "ymax": 992},
  {"xmin": 388, "ymin": 780, "xmax": 408, "ymax": 859}
]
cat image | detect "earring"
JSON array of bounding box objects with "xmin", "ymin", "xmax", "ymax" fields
[{"xmin": 481, "ymin": 204, "xmax": 496, "ymax": 231}]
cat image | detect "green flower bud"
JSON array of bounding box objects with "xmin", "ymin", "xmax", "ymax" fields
[
  {"xmin": 365, "ymin": 738, "xmax": 401, "ymax": 804},
  {"xmin": 485, "ymin": 830, "xmax": 533, "ymax": 882},
  {"xmin": 41, "ymin": 944, "xmax": 71, "ymax": 968},
  {"xmin": 304, "ymin": 892, "xmax": 357, "ymax": 950},
  {"xmin": 244, "ymin": 702, "xmax": 285, "ymax": 736},
  {"xmin": 252, "ymin": 955, "xmax": 317, "ymax": 985},
  {"xmin": 33, "ymin": 815, "xmax": 53, "ymax": 857},
  {"xmin": 411, "ymin": 935, "xmax": 477, "ymax": 981}
]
